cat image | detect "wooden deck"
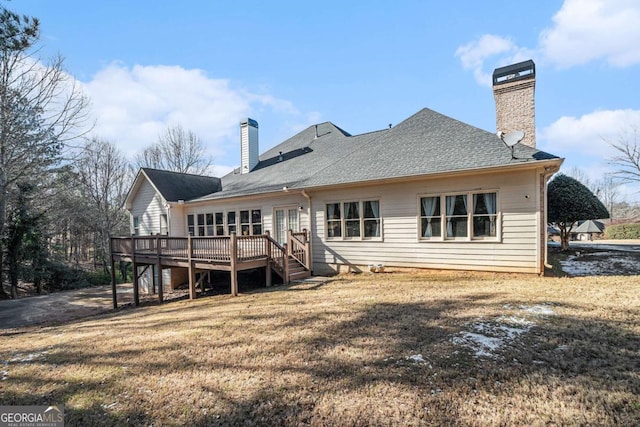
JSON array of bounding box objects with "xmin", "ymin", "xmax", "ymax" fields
[{"xmin": 109, "ymin": 231, "xmax": 311, "ymax": 309}]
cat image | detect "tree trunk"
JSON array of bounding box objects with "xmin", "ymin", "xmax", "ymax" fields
[{"xmin": 559, "ymin": 222, "xmax": 574, "ymax": 251}]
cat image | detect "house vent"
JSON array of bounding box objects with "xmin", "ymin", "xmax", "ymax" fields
[
  {"xmin": 240, "ymin": 118, "xmax": 259, "ymax": 174},
  {"xmin": 492, "ymin": 60, "xmax": 536, "ymax": 148}
]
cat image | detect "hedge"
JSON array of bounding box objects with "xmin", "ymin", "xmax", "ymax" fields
[{"xmin": 605, "ymin": 223, "xmax": 640, "ymax": 240}]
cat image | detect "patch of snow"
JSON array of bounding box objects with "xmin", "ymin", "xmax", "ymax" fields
[
  {"xmin": 560, "ymin": 252, "xmax": 640, "ymax": 276},
  {"xmin": 10, "ymin": 351, "xmax": 48, "ymax": 363},
  {"xmin": 452, "ymin": 332, "xmax": 503, "ymax": 358},
  {"xmin": 406, "ymin": 354, "xmax": 426, "ymax": 363},
  {"xmin": 1, "ymin": 370, "xmax": 8, "ymax": 381},
  {"xmin": 450, "ymin": 306, "xmax": 554, "ymax": 358},
  {"xmin": 519, "ymin": 305, "xmax": 556, "ymax": 316}
]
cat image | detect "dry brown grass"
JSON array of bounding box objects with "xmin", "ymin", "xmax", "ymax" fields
[{"xmin": 1, "ymin": 270, "xmax": 639, "ymax": 426}]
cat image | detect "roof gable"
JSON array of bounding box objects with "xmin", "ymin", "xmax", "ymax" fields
[
  {"xmin": 124, "ymin": 168, "xmax": 222, "ymax": 209},
  {"xmin": 142, "ymin": 168, "xmax": 221, "ymax": 202}
]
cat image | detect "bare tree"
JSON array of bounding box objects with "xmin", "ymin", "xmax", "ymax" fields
[
  {"xmin": 607, "ymin": 126, "xmax": 640, "ymax": 183},
  {"xmin": 73, "ymin": 137, "xmax": 130, "ymax": 271},
  {"xmin": 0, "ymin": 6, "xmax": 90, "ymax": 298},
  {"xmin": 135, "ymin": 125, "xmax": 212, "ymax": 175},
  {"xmin": 593, "ymin": 175, "xmax": 621, "ymax": 222}
]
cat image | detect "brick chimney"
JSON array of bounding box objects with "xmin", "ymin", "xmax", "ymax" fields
[
  {"xmin": 240, "ymin": 118, "xmax": 259, "ymax": 174},
  {"xmin": 492, "ymin": 60, "xmax": 536, "ymax": 148}
]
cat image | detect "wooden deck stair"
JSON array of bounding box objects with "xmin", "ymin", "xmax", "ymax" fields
[{"xmin": 287, "ymin": 257, "xmax": 311, "ymax": 281}]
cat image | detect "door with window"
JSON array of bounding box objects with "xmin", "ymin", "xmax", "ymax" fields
[{"xmin": 274, "ymin": 206, "xmax": 300, "ymax": 245}]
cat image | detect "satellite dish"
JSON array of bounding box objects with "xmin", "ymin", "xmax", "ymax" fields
[{"xmin": 499, "ymin": 130, "xmax": 525, "ymax": 159}]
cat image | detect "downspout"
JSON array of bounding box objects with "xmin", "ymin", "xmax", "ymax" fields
[
  {"xmin": 301, "ymin": 190, "xmax": 313, "ymax": 273},
  {"xmin": 541, "ymin": 166, "xmax": 560, "ymax": 271}
]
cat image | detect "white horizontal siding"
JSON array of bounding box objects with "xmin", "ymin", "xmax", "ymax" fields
[
  {"xmin": 130, "ymin": 179, "xmax": 167, "ymax": 236},
  {"xmin": 310, "ymin": 169, "xmax": 542, "ymax": 273}
]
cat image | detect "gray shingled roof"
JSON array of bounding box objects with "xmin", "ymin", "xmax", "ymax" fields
[
  {"xmin": 194, "ymin": 107, "xmax": 561, "ymax": 201},
  {"xmin": 574, "ymin": 220, "xmax": 605, "ymax": 234},
  {"xmin": 142, "ymin": 168, "xmax": 221, "ymax": 202}
]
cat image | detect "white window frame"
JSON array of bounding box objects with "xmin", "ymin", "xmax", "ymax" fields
[
  {"xmin": 133, "ymin": 216, "xmax": 140, "ymax": 236},
  {"xmin": 160, "ymin": 214, "xmax": 168, "ymax": 236},
  {"xmin": 187, "ymin": 209, "xmax": 263, "ymax": 237},
  {"xmin": 417, "ymin": 190, "xmax": 501, "ymax": 242},
  {"xmin": 324, "ymin": 199, "xmax": 383, "ymax": 241},
  {"xmin": 187, "ymin": 214, "xmax": 195, "ymax": 236}
]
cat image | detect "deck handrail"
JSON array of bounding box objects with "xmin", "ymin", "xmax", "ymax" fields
[{"xmin": 288, "ymin": 229, "xmax": 311, "ymax": 269}]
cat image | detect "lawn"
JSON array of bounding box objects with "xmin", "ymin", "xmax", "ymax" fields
[{"xmin": 1, "ymin": 271, "xmax": 639, "ymax": 426}]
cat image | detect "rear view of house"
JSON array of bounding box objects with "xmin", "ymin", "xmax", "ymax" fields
[{"xmin": 112, "ymin": 60, "xmax": 563, "ymax": 303}]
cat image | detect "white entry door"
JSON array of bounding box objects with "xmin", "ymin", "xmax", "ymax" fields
[{"xmin": 274, "ymin": 206, "xmax": 300, "ymax": 245}]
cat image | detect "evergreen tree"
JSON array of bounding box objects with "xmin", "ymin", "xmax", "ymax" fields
[{"xmin": 548, "ymin": 174, "xmax": 610, "ymax": 250}]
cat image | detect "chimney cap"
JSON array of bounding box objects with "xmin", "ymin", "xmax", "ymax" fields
[
  {"xmin": 493, "ymin": 60, "xmax": 535, "ymax": 86},
  {"xmin": 240, "ymin": 118, "xmax": 259, "ymax": 128}
]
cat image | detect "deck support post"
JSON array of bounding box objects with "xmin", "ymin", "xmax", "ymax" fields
[
  {"xmin": 110, "ymin": 251, "xmax": 118, "ymax": 309},
  {"xmin": 156, "ymin": 236, "xmax": 163, "ymax": 303},
  {"xmin": 265, "ymin": 233, "xmax": 272, "ymax": 287},
  {"xmin": 188, "ymin": 235, "xmax": 196, "ymax": 300},
  {"xmin": 131, "ymin": 235, "xmax": 139, "ymax": 306},
  {"xmin": 132, "ymin": 262, "xmax": 140, "ymax": 306},
  {"xmin": 230, "ymin": 232, "xmax": 238, "ymax": 296}
]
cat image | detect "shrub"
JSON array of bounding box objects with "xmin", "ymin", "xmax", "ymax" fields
[
  {"xmin": 85, "ymin": 270, "xmax": 112, "ymax": 286},
  {"xmin": 605, "ymin": 223, "xmax": 640, "ymax": 240},
  {"xmin": 45, "ymin": 261, "xmax": 89, "ymax": 291}
]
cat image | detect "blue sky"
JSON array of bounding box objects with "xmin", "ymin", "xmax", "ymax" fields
[{"xmin": 9, "ymin": 0, "xmax": 640, "ymax": 200}]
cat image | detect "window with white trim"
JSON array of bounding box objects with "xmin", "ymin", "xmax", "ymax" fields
[
  {"xmin": 419, "ymin": 196, "xmax": 441, "ymax": 238},
  {"xmin": 215, "ymin": 212, "xmax": 224, "ymax": 235},
  {"xmin": 187, "ymin": 214, "xmax": 195, "ymax": 236},
  {"xmin": 197, "ymin": 213, "xmax": 205, "ymax": 236},
  {"xmin": 160, "ymin": 214, "xmax": 168, "ymax": 235},
  {"xmin": 206, "ymin": 213, "xmax": 214, "ymax": 236},
  {"xmin": 325, "ymin": 200, "xmax": 382, "ymax": 240},
  {"xmin": 227, "ymin": 211, "xmax": 236, "ymax": 235},
  {"xmin": 252, "ymin": 210, "xmax": 262, "ymax": 235},
  {"xmin": 326, "ymin": 203, "xmax": 342, "ymax": 238},
  {"xmin": 419, "ymin": 191, "xmax": 498, "ymax": 241},
  {"xmin": 133, "ymin": 216, "xmax": 140, "ymax": 236}
]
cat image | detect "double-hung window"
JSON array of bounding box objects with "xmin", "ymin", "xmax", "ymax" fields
[
  {"xmin": 160, "ymin": 214, "xmax": 168, "ymax": 235},
  {"xmin": 325, "ymin": 200, "xmax": 382, "ymax": 240},
  {"xmin": 133, "ymin": 216, "xmax": 140, "ymax": 236},
  {"xmin": 445, "ymin": 195, "xmax": 468, "ymax": 238},
  {"xmin": 252, "ymin": 210, "xmax": 263, "ymax": 235},
  {"xmin": 472, "ymin": 193, "xmax": 498, "ymax": 238},
  {"xmin": 197, "ymin": 214, "xmax": 205, "ymax": 236},
  {"xmin": 419, "ymin": 196, "xmax": 441, "ymax": 238},
  {"xmin": 206, "ymin": 213, "xmax": 214, "ymax": 236},
  {"xmin": 187, "ymin": 214, "xmax": 195, "ymax": 236},
  {"xmin": 215, "ymin": 212, "xmax": 224, "ymax": 235},
  {"xmin": 419, "ymin": 191, "xmax": 498, "ymax": 241}
]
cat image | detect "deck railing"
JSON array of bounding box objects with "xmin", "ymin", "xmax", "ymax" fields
[{"xmin": 111, "ymin": 231, "xmax": 311, "ymax": 272}]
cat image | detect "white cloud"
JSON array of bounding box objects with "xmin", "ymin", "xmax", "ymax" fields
[
  {"xmin": 81, "ymin": 62, "xmax": 312, "ymax": 170},
  {"xmin": 538, "ymin": 109, "xmax": 640, "ymax": 201},
  {"xmin": 455, "ymin": 35, "xmax": 532, "ymax": 86},
  {"xmin": 538, "ymin": 109, "xmax": 640, "ymax": 155},
  {"xmin": 83, "ymin": 63, "xmax": 248, "ymax": 159},
  {"xmin": 456, "ymin": 1, "xmax": 640, "ymax": 84},
  {"xmin": 539, "ymin": 0, "xmax": 640, "ymax": 68}
]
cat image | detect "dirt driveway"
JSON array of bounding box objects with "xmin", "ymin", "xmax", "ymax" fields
[{"xmin": 0, "ymin": 284, "xmax": 136, "ymax": 330}]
